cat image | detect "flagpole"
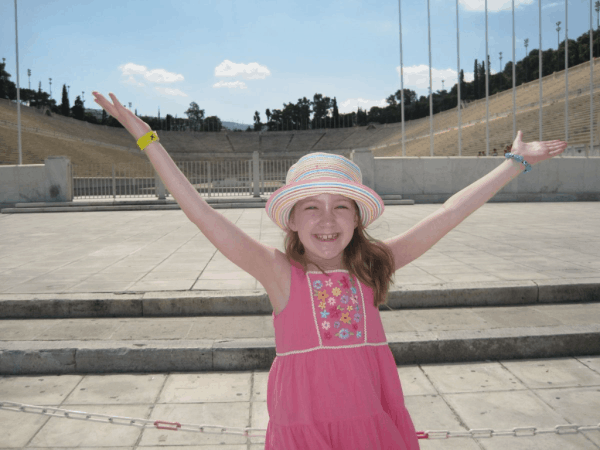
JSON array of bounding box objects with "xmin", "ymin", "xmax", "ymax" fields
[
  {"xmin": 399, "ymin": 0, "xmax": 406, "ymax": 157},
  {"xmin": 14, "ymin": 0, "xmax": 22, "ymax": 166},
  {"xmin": 456, "ymin": 0, "xmax": 462, "ymax": 156}
]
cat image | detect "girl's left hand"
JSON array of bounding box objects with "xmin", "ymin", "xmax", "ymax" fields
[{"xmin": 510, "ymin": 130, "xmax": 568, "ymax": 166}]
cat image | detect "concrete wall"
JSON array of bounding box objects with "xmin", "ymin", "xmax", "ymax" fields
[
  {"xmin": 0, "ymin": 156, "xmax": 72, "ymax": 208},
  {"xmin": 2, "ymin": 152, "xmax": 600, "ymax": 209},
  {"xmin": 370, "ymin": 154, "xmax": 600, "ymax": 203}
]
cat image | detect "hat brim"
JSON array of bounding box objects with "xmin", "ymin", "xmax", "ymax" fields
[{"xmin": 265, "ymin": 177, "xmax": 384, "ymax": 232}]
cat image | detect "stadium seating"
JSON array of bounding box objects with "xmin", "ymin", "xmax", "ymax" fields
[{"xmin": 0, "ymin": 59, "xmax": 597, "ymax": 171}]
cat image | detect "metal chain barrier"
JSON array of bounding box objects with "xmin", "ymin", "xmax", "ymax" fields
[{"xmin": 1, "ymin": 401, "xmax": 599, "ymax": 440}]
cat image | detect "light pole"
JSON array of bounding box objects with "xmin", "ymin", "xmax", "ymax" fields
[
  {"xmin": 596, "ymin": 1, "xmax": 600, "ymax": 57},
  {"xmin": 13, "ymin": 0, "xmax": 22, "ymax": 165},
  {"xmin": 398, "ymin": 0, "xmax": 405, "ymax": 156},
  {"xmin": 499, "ymin": 51, "xmax": 503, "ymax": 73},
  {"xmin": 591, "ymin": 0, "xmax": 595, "ymax": 157},
  {"xmin": 538, "ymin": 0, "xmax": 543, "ymax": 141},
  {"xmin": 556, "ymin": 21, "xmax": 561, "ymax": 73},
  {"xmin": 524, "ymin": 38, "xmax": 529, "ymax": 82},
  {"xmin": 512, "ymin": 0, "xmax": 516, "ymax": 140},
  {"xmin": 427, "ymin": 0, "xmax": 433, "ymax": 156},
  {"xmin": 564, "ymin": 0, "xmax": 569, "ymax": 142},
  {"xmin": 485, "ymin": 0, "xmax": 490, "ymax": 156},
  {"xmin": 456, "ymin": 0, "xmax": 462, "ymax": 156}
]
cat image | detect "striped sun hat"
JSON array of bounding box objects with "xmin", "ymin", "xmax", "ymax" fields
[{"xmin": 265, "ymin": 152, "xmax": 385, "ymax": 232}]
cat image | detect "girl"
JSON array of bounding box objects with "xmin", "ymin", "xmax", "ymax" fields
[{"xmin": 92, "ymin": 91, "xmax": 567, "ymax": 449}]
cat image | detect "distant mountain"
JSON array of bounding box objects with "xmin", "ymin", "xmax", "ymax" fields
[{"xmin": 222, "ymin": 121, "xmax": 252, "ymax": 131}]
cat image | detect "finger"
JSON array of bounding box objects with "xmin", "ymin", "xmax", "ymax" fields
[
  {"xmin": 92, "ymin": 91, "xmax": 110, "ymax": 106},
  {"xmin": 109, "ymin": 93, "xmax": 123, "ymax": 109},
  {"xmin": 549, "ymin": 144, "xmax": 566, "ymax": 152},
  {"xmin": 92, "ymin": 92, "xmax": 118, "ymax": 116}
]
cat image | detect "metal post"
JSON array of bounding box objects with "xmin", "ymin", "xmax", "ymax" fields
[
  {"xmin": 112, "ymin": 164, "xmax": 116, "ymax": 199},
  {"xmin": 565, "ymin": 0, "xmax": 569, "ymax": 143},
  {"xmin": 485, "ymin": 0, "xmax": 490, "ymax": 156},
  {"xmin": 14, "ymin": 0, "xmax": 22, "ymax": 165},
  {"xmin": 591, "ymin": 0, "xmax": 594, "ymax": 158},
  {"xmin": 539, "ymin": 0, "xmax": 543, "ymax": 141},
  {"xmin": 427, "ymin": 0, "xmax": 434, "ymax": 156},
  {"xmin": 456, "ymin": 0, "xmax": 462, "ymax": 156},
  {"xmin": 253, "ymin": 151, "xmax": 260, "ymax": 197},
  {"xmin": 207, "ymin": 161, "xmax": 212, "ymax": 197},
  {"xmin": 512, "ymin": 0, "xmax": 516, "ymax": 140},
  {"xmin": 399, "ymin": 0, "xmax": 405, "ymax": 156}
]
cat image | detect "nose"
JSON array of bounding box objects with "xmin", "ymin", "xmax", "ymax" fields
[{"xmin": 317, "ymin": 207, "xmax": 337, "ymax": 223}]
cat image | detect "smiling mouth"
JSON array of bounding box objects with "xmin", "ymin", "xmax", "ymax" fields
[{"xmin": 314, "ymin": 233, "xmax": 340, "ymax": 242}]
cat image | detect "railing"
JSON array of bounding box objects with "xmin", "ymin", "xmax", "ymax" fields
[{"xmin": 72, "ymin": 154, "xmax": 297, "ymax": 200}]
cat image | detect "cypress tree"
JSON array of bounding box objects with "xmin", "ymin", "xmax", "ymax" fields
[{"xmin": 473, "ymin": 59, "xmax": 479, "ymax": 100}]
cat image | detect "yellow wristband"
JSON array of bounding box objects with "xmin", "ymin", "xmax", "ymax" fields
[{"xmin": 137, "ymin": 131, "xmax": 160, "ymax": 151}]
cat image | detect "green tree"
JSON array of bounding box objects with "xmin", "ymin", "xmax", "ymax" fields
[
  {"xmin": 311, "ymin": 93, "xmax": 331, "ymax": 128},
  {"xmin": 296, "ymin": 96, "xmax": 312, "ymax": 130},
  {"xmin": 204, "ymin": 115, "xmax": 222, "ymax": 132},
  {"xmin": 473, "ymin": 59, "xmax": 479, "ymax": 100},
  {"xmin": 184, "ymin": 101, "xmax": 205, "ymax": 131},
  {"xmin": 332, "ymin": 97, "xmax": 339, "ymax": 128},
  {"xmin": 478, "ymin": 60, "xmax": 486, "ymax": 99},
  {"xmin": 385, "ymin": 93, "xmax": 397, "ymax": 106},
  {"xmin": 70, "ymin": 95, "xmax": 85, "ymax": 120},
  {"xmin": 59, "ymin": 84, "xmax": 70, "ymax": 117},
  {"xmin": 253, "ymin": 111, "xmax": 262, "ymax": 131},
  {"xmin": 0, "ymin": 60, "xmax": 9, "ymax": 100}
]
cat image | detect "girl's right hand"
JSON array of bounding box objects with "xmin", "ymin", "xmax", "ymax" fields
[{"xmin": 92, "ymin": 91, "xmax": 152, "ymax": 142}]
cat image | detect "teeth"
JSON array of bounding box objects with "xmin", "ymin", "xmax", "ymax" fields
[{"xmin": 316, "ymin": 233, "xmax": 338, "ymax": 240}]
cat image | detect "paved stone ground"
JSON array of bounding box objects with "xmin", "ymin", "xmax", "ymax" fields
[
  {"xmin": 1, "ymin": 356, "xmax": 599, "ymax": 449},
  {"xmin": 0, "ymin": 202, "xmax": 599, "ymax": 294},
  {"xmin": 1, "ymin": 201, "xmax": 599, "ymax": 449}
]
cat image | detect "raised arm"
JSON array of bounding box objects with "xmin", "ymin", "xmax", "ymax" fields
[
  {"xmin": 91, "ymin": 91, "xmax": 280, "ymax": 286},
  {"xmin": 384, "ymin": 131, "xmax": 567, "ymax": 271}
]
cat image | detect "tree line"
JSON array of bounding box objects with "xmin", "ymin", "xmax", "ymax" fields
[{"xmin": 0, "ymin": 28, "xmax": 598, "ymax": 134}]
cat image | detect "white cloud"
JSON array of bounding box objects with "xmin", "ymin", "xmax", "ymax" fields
[
  {"xmin": 337, "ymin": 65, "xmax": 481, "ymax": 114},
  {"xmin": 339, "ymin": 97, "xmax": 387, "ymax": 113},
  {"xmin": 396, "ymin": 64, "xmax": 478, "ymax": 94},
  {"xmin": 214, "ymin": 60, "xmax": 271, "ymax": 80},
  {"xmin": 459, "ymin": 0, "xmax": 533, "ymax": 12},
  {"xmin": 213, "ymin": 80, "xmax": 248, "ymax": 89},
  {"xmin": 154, "ymin": 87, "xmax": 188, "ymax": 97},
  {"xmin": 118, "ymin": 63, "xmax": 184, "ymax": 84},
  {"xmin": 542, "ymin": 2, "xmax": 560, "ymax": 9}
]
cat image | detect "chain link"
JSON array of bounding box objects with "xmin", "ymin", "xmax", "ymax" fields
[{"xmin": 1, "ymin": 401, "xmax": 599, "ymax": 439}]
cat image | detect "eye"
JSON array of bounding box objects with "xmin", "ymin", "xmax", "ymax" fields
[{"xmin": 305, "ymin": 206, "xmax": 347, "ymax": 210}]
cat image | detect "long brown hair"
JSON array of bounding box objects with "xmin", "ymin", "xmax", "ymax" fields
[{"xmin": 284, "ymin": 200, "xmax": 395, "ymax": 307}]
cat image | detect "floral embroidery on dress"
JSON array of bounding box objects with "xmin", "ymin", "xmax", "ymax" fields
[{"xmin": 310, "ymin": 272, "xmax": 364, "ymax": 344}]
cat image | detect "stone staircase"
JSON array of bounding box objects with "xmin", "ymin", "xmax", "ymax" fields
[{"xmin": 1, "ymin": 277, "xmax": 598, "ymax": 375}]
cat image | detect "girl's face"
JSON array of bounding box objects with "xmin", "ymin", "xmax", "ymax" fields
[{"xmin": 288, "ymin": 193, "xmax": 359, "ymax": 270}]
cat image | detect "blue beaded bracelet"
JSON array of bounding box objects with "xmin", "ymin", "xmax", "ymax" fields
[{"xmin": 505, "ymin": 152, "xmax": 532, "ymax": 173}]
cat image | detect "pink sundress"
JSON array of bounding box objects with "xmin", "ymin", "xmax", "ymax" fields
[{"xmin": 265, "ymin": 258, "xmax": 420, "ymax": 449}]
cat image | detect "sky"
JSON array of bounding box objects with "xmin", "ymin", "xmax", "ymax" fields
[{"xmin": 0, "ymin": 0, "xmax": 594, "ymax": 126}]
